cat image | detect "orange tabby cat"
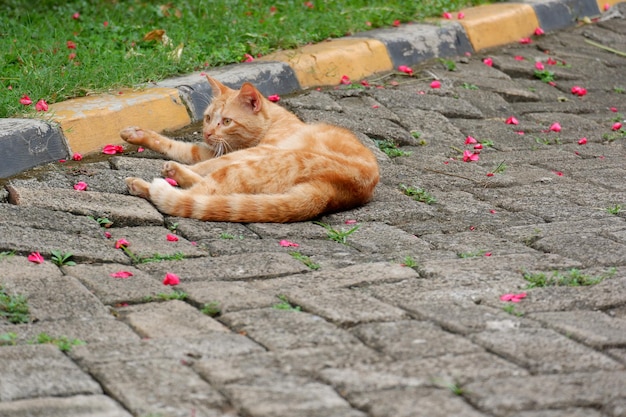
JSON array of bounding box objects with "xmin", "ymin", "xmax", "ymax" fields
[{"xmin": 120, "ymin": 76, "xmax": 379, "ymax": 223}]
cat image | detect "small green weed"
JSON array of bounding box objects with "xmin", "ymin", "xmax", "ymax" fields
[
  {"xmin": 457, "ymin": 250, "xmax": 487, "ymax": 258},
  {"xmin": 0, "ymin": 251, "xmax": 15, "ymax": 261},
  {"xmin": 602, "ymin": 129, "xmax": 626, "ymax": 142},
  {"xmin": 534, "ymin": 69, "xmax": 556, "ymax": 83},
  {"xmin": 607, "ymin": 205, "xmax": 623, "ymax": 215},
  {"xmin": 534, "ymin": 136, "xmax": 562, "ymax": 146},
  {"xmin": 201, "ymin": 301, "xmax": 221, "ymax": 317},
  {"xmin": 614, "ymin": 86, "xmax": 625, "ymax": 94},
  {"xmin": 272, "ymin": 295, "xmax": 301, "ymax": 312},
  {"xmin": 0, "ymin": 332, "xmax": 17, "ymax": 346},
  {"xmin": 314, "ymin": 221, "xmax": 360, "ymax": 245},
  {"xmin": 399, "ymin": 184, "xmax": 436, "ymax": 205},
  {"xmin": 50, "ymin": 250, "xmax": 77, "ymax": 266},
  {"xmin": 461, "ymin": 82, "xmax": 479, "ymax": 90},
  {"xmin": 143, "ymin": 290, "xmax": 188, "ymax": 302},
  {"xmin": 0, "ymin": 286, "xmax": 30, "ymax": 324},
  {"xmin": 290, "ymin": 251, "xmax": 320, "ymax": 270},
  {"xmin": 490, "ymin": 161, "xmax": 507, "ymax": 175},
  {"xmin": 502, "ymin": 304, "xmax": 524, "ymax": 317},
  {"xmin": 401, "ymin": 256, "xmax": 418, "ymax": 268},
  {"xmin": 168, "ymin": 222, "xmax": 179, "ymax": 232},
  {"xmin": 31, "ymin": 332, "xmax": 86, "ymax": 352},
  {"xmin": 523, "ymin": 268, "xmax": 616, "ymax": 288},
  {"xmin": 439, "ymin": 58, "xmax": 457, "ymax": 71},
  {"xmin": 373, "ymin": 139, "xmax": 412, "ymax": 158},
  {"xmin": 480, "ymin": 139, "xmax": 494, "ymax": 148},
  {"xmin": 139, "ymin": 252, "xmax": 186, "ymax": 264}
]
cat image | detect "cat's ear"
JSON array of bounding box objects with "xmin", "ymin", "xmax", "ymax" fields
[
  {"xmin": 238, "ymin": 82, "xmax": 263, "ymax": 113},
  {"xmin": 206, "ymin": 76, "xmax": 231, "ymax": 97}
]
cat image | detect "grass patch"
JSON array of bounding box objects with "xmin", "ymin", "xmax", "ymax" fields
[
  {"xmin": 314, "ymin": 221, "xmax": 359, "ymax": 245},
  {"xmin": 143, "ymin": 290, "xmax": 188, "ymax": 302},
  {"xmin": 289, "ymin": 251, "xmax": 320, "ymax": 270},
  {"xmin": 272, "ymin": 295, "xmax": 301, "ymax": 312},
  {"xmin": 1, "ymin": 0, "xmax": 494, "ymax": 119},
  {"xmin": 373, "ymin": 139, "xmax": 412, "ymax": 158},
  {"xmin": 0, "ymin": 251, "xmax": 15, "ymax": 261},
  {"xmin": 201, "ymin": 301, "xmax": 221, "ymax": 317},
  {"xmin": 30, "ymin": 332, "xmax": 86, "ymax": 352},
  {"xmin": 523, "ymin": 268, "xmax": 616, "ymax": 288},
  {"xmin": 50, "ymin": 250, "xmax": 77, "ymax": 266},
  {"xmin": 502, "ymin": 304, "xmax": 524, "ymax": 317},
  {"xmin": 0, "ymin": 286, "xmax": 30, "ymax": 324},
  {"xmin": 399, "ymin": 184, "xmax": 436, "ymax": 204},
  {"xmin": 457, "ymin": 250, "xmax": 487, "ymax": 258},
  {"xmin": 607, "ymin": 204, "xmax": 623, "ymax": 215}
]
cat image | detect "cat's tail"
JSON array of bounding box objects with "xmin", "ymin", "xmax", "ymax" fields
[{"xmin": 147, "ymin": 179, "xmax": 364, "ymax": 223}]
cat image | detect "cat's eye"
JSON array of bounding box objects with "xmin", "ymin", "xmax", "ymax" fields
[
  {"xmin": 222, "ymin": 118, "xmax": 232, "ymax": 126},
  {"xmin": 204, "ymin": 114, "xmax": 211, "ymax": 122}
]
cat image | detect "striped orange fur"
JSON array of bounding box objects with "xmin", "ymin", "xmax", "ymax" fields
[{"xmin": 120, "ymin": 76, "xmax": 379, "ymax": 222}]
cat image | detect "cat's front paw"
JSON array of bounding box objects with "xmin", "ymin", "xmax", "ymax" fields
[
  {"xmin": 120, "ymin": 126, "xmax": 147, "ymax": 145},
  {"xmin": 125, "ymin": 177, "xmax": 151, "ymax": 199},
  {"xmin": 162, "ymin": 161, "xmax": 180, "ymax": 180}
]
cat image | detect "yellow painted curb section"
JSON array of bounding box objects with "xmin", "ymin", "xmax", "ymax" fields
[
  {"xmin": 456, "ymin": 3, "xmax": 540, "ymax": 51},
  {"xmin": 598, "ymin": 0, "xmax": 624, "ymax": 10},
  {"xmin": 49, "ymin": 88, "xmax": 191, "ymax": 155},
  {"xmin": 260, "ymin": 38, "xmax": 393, "ymax": 88}
]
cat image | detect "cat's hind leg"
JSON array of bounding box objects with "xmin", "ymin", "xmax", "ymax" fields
[
  {"xmin": 125, "ymin": 177, "xmax": 151, "ymax": 199},
  {"xmin": 162, "ymin": 161, "xmax": 203, "ymax": 188}
]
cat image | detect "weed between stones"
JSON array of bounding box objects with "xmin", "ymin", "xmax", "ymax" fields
[
  {"xmin": 522, "ymin": 268, "xmax": 616, "ymax": 288},
  {"xmin": 272, "ymin": 295, "xmax": 301, "ymax": 312},
  {"xmin": 0, "ymin": 286, "xmax": 30, "ymax": 324}
]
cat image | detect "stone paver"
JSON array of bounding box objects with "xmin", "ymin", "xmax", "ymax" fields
[{"xmin": 2, "ymin": 10, "xmax": 626, "ymax": 416}]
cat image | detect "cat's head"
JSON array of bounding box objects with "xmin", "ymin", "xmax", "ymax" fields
[{"xmin": 202, "ymin": 76, "xmax": 270, "ymax": 156}]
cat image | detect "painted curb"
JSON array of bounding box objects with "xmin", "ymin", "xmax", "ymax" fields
[
  {"xmin": 156, "ymin": 61, "xmax": 301, "ymax": 122},
  {"xmin": 1, "ymin": 0, "xmax": 624, "ymax": 178},
  {"xmin": 0, "ymin": 119, "xmax": 69, "ymax": 178}
]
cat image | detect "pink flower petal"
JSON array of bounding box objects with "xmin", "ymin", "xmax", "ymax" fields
[
  {"xmin": 102, "ymin": 144, "xmax": 124, "ymax": 155},
  {"xmin": 604, "ymin": 3, "xmax": 611, "ymax": 11},
  {"xmin": 514, "ymin": 55, "xmax": 525, "ymax": 61},
  {"xmin": 392, "ymin": 19, "xmax": 400, "ymax": 27},
  {"xmin": 500, "ymin": 293, "xmax": 515, "ymax": 301},
  {"xmin": 243, "ymin": 53, "xmax": 255, "ymax": 62},
  {"xmin": 279, "ymin": 239, "xmax": 299, "ymax": 248},
  {"xmin": 535, "ymin": 61, "xmax": 545, "ymax": 70},
  {"xmin": 553, "ymin": 171, "xmax": 564, "ymax": 176},
  {"xmin": 110, "ymin": 271, "xmax": 134, "ymax": 279},
  {"xmin": 534, "ymin": 27, "xmax": 545, "ymax": 36},
  {"xmin": 268, "ymin": 94, "xmax": 280, "ymax": 102},
  {"xmin": 345, "ymin": 219, "xmax": 358, "ymax": 225},
  {"xmin": 137, "ymin": 147, "xmax": 145, "ymax": 152},
  {"xmin": 165, "ymin": 178, "xmax": 178, "ymax": 186},
  {"xmin": 546, "ymin": 57, "xmax": 557, "ymax": 66},
  {"xmin": 465, "ymin": 136, "xmax": 477, "ymax": 144},
  {"xmin": 166, "ymin": 233, "xmax": 179, "ymax": 242},
  {"xmin": 398, "ymin": 65, "xmax": 413, "ymax": 76},
  {"xmin": 19, "ymin": 94, "xmax": 32, "ymax": 106},
  {"xmin": 104, "ymin": 231, "xmax": 112, "ymax": 239},
  {"xmin": 610, "ymin": 107, "xmax": 617, "ymax": 112},
  {"xmin": 462, "ymin": 150, "xmax": 479, "ymax": 162},
  {"xmin": 67, "ymin": 40, "xmax": 77, "ymax": 49},
  {"xmin": 549, "ymin": 122, "xmax": 561, "ymax": 132},
  {"xmin": 578, "ymin": 137, "xmax": 587, "ymax": 145},
  {"xmin": 35, "ymin": 99, "xmax": 48, "ymax": 112},
  {"xmin": 612, "ymin": 122, "xmax": 623, "ymax": 131},
  {"xmin": 457, "ymin": 12, "xmax": 465, "ymax": 19},
  {"xmin": 27, "ymin": 252, "xmax": 45, "ymax": 264},
  {"xmin": 114, "ymin": 239, "xmax": 129, "ymax": 249},
  {"xmin": 72, "ymin": 152, "xmax": 83, "ymax": 161},
  {"xmin": 72, "ymin": 12, "xmax": 80, "ymax": 19},
  {"xmin": 505, "ymin": 116, "xmax": 519, "ymax": 125},
  {"xmin": 430, "ymin": 80, "xmax": 441, "ymax": 89},
  {"xmin": 483, "ymin": 57, "xmax": 493, "ymax": 67},
  {"xmin": 484, "ymin": 252, "xmax": 492, "ymax": 257},
  {"xmin": 571, "ymin": 86, "xmax": 587, "ymax": 97},
  {"xmin": 519, "ymin": 37, "xmax": 532, "ymax": 44},
  {"xmin": 474, "ymin": 143, "xmax": 483, "ymax": 150},
  {"xmin": 73, "ymin": 181, "xmax": 88, "ymax": 191},
  {"xmin": 163, "ymin": 272, "xmax": 180, "ymax": 286},
  {"xmin": 442, "ymin": 12, "xmax": 452, "ymax": 19},
  {"xmin": 340, "ymin": 75, "xmax": 351, "ymax": 85},
  {"xmin": 489, "ymin": 209, "xmax": 497, "ymax": 214}
]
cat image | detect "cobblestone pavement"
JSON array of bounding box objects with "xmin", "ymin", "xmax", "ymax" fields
[{"xmin": 2, "ymin": 10, "xmax": 626, "ymax": 417}]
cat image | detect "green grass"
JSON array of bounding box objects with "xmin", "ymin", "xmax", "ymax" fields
[
  {"xmin": 272, "ymin": 295, "xmax": 301, "ymax": 312},
  {"xmin": 1, "ymin": 0, "xmax": 495, "ymax": 119},
  {"xmin": 201, "ymin": 301, "xmax": 221, "ymax": 317},
  {"xmin": 289, "ymin": 251, "xmax": 321, "ymax": 270},
  {"xmin": 0, "ymin": 286, "xmax": 30, "ymax": 324},
  {"xmin": 314, "ymin": 221, "xmax": 360, "ymax": 245},
  {"xmin": 522, "ymin": 268, "xmax": 616, "ymax": 288},
  {"xmin": 607, "ymin": 204, "xmax": 623, "ymax": 215},
  {"xmin": 143, "ymin": 290, "xmax": 188, "ymax": 302},
  {"xmin": 30, "ymin": 332, "xmax": 86, "ymax": 352},
  {"xmin": 399, "ymin": 184, "xmax": 436, "ymax": 204},
  {"xmin": 374, "ymin": 139, "xmax": 413, "ymax": 158}
]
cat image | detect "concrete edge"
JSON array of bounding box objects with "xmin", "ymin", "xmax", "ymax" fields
[{"xmin": 1, "ymin": 0, "xmax": 624, "ymax": 178}]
